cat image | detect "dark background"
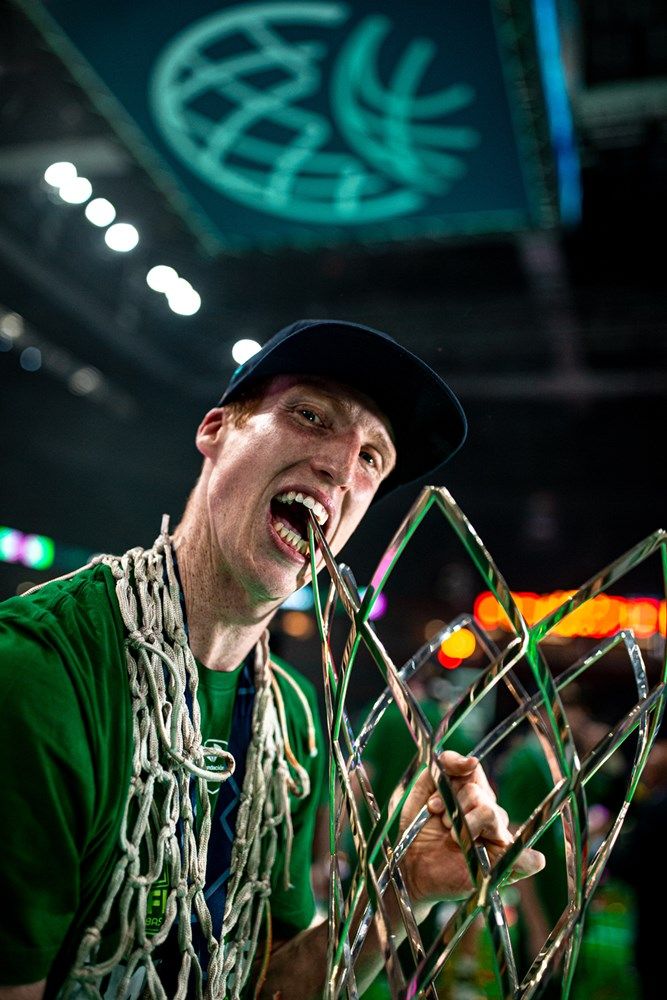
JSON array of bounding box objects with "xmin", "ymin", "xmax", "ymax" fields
[{"xmin": 1, "ymin": 0, "xmax": 665, "ymax": 703}]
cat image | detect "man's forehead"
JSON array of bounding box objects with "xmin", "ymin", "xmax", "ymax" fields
[{"xmin": 263, "ymin": 373, "xmax": 395, "ymax": 444}]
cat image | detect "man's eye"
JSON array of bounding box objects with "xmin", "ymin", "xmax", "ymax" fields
[
  {"xmin": 298, "ymin": 408, "xmax": 322, "ymax": 425},
  {"xmin": 360, "ymin": 450, "xmax": 378, "ymax": 469}
]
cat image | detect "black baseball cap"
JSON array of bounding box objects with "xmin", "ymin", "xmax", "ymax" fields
[{"xmin": 219, "ymin": 319, "xmax": 467, "ymax": 503}]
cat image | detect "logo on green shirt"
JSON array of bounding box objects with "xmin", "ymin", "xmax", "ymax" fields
[
  {"xmin": 203, "ymin": 737, "xmax": 230, "ymax": 797},
  {"xmin": 145, "ymin": 867, "xmax": 169, "ymax": 937}
]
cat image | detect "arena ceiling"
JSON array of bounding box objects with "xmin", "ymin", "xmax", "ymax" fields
[{"xmin": 1, "ymin": 0, "xmax": 665, "ymax": 685}]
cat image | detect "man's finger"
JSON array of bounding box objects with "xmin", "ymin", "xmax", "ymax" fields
[
  {"xmin": 406, "ymin": 752, "xmax": 479, "ymax": 823},
  {"xmin": 428, "ymin": 782, "xmax": 509, "ymax": 834},
  {"xmin": 438, "ymin": 750, "xmax": 479, "ymax": 777},
  {"xmin": 436, "ymin": 751, "xmax": 499, "ymax": 807},
  {"xmin": 459, "ymin": 803, "xmax": 512, "ymax": 845},
  {"xmin": 506, "ymin": 846, "xmax": 546, "ymax": 881}
]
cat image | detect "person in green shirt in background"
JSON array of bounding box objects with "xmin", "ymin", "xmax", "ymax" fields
[
  {"xmin": 0, "ymin": 319, "xmax": 544, "ymax": 1000},
  {"xmin": 494, "ymin": 684, "xmax": 631, "ymax": 1000}
]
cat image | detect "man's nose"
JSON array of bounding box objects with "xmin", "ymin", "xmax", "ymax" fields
[{"xmin": 311, "ymin": 431, "xmax": 359, "ymax": 488}]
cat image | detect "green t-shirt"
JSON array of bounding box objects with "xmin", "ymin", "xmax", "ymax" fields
[{"xmin": 0, "ymin": 563, "xmax": 325, "ymax": 993}]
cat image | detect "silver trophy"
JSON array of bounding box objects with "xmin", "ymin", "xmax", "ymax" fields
[{"xmin": 306, "ymin": 486, "xmax": 666, "ymax": 1000}]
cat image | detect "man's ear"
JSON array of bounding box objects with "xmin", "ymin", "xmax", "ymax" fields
[{"xmin": 195, "ymin": 407, "xmax": 227, "ymax": 459}]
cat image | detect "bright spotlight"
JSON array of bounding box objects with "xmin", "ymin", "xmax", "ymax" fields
[
  {"xmin": 44, "ymin": 161, "xmax": 77, "ymax": 187},
  {"xmin": 232, "ymin": 339, "xmax": 262, "ymax": 364},
  {"xmin": 166, "ymin": 278, "xmax": 201, "ymax": 316},
  {"xmin": 104, "ymin": 223, "xmax": 139, "ymax": 252},
  {"xmin": 0, "ymin": 313, "xmax": 24, "ymax": 339},
  {"xmin": 146, "ymin": 265, "xmax": 178, "ymax": 292},
  {"xmin": 84, "ymin": 198, "xmax": 116, "ymax": 227},
  {"xmin": 58, "ymin": 176, "xmax": 93, "ymax": 204}
]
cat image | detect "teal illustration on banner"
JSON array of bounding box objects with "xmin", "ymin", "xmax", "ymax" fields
[
  {"xmin": 17, "ymin": 0, "xmax": 579, "ymax": 250},
  {"xmin": 149, "ymin": 3, "xmax": 480, "ymax": 225}
]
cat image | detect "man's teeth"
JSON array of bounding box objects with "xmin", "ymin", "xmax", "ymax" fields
[
  {"xmin": 274, "ymin": 491, "xmax": 328, "ymax": 526},
  {"xmin": 274, "ymin": 521, "xmax": 309, "ymax": 556}
]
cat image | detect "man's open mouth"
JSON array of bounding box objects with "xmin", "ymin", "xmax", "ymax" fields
[{"xmin": 270, "ymin": 491, "xmax": 329, "ymax": 558}]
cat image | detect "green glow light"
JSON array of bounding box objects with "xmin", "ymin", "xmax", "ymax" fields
[{"xmin": 23, "ymin": 534, "xmax": 55, "ymax": 570}]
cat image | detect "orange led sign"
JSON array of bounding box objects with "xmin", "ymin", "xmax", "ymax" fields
[{"xmin": 473, "ymin": 591, "xmax": 666, "ymax": 640}]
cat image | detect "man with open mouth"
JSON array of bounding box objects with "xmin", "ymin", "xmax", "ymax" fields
[{"xmin": 0, "ymin": 319, "xmax": 544, "ymax": 999}]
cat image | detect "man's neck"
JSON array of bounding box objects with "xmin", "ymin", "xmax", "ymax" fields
[{"xmin": 172, "ymin": 520, "xmax": 279, "ymax": 672}]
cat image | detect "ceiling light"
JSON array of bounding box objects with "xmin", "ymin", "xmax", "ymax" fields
[
  {"xmin": 85, "ymin": 198, "xmax": 116, "ymax": 227},
  {"xmin": 232, "ymin": 339, "xmax": 262, "ymax": 364},
  {"xmin": 0, "ymin": 312, "xmax": 24, "ymax": 339},
  {"xmin": 44, "ymin": 161, "xmax": 77, "ymax": 187},
  {"xmin": 146, "ymin": 265, "xmax": 178, "ymax": 292},
  {"xmin": 58, "ymin": 176, "xmax": 93, "ymax": 204},
  {"xmin": 166, "ymin": 278, "xmax": 201, "ymax": 315},
  {"xmin": 69, "ymin": 366, "xmax": 102, "ymax": 396},
  {"xmin": 104, "ymin": 222, "xmax": 139, "ymax": 252}
]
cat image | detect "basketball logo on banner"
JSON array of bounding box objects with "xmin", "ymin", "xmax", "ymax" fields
[{"xmin": 149, "ymin": 2, "xmax": 480, "ymax": 224}]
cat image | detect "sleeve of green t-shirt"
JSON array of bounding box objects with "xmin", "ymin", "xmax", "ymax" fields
[{"xmin": 0, "ymin": 611, "xmax": 97, "ymax": 984}]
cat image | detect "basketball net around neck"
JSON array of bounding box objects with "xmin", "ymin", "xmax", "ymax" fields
[{"xmin": 59, "ymin": 516, "xmax": 311, "ymax": 1000}]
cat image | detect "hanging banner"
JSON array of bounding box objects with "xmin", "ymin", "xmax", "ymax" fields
[{"xmin": 18, "ymin": 0, "xmax": 580, "ymax": 251}]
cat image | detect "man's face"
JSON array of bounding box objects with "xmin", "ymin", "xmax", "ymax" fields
[{"xmin": 196, "ymin": 375, "xmax": 396, "ymax": 607}]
